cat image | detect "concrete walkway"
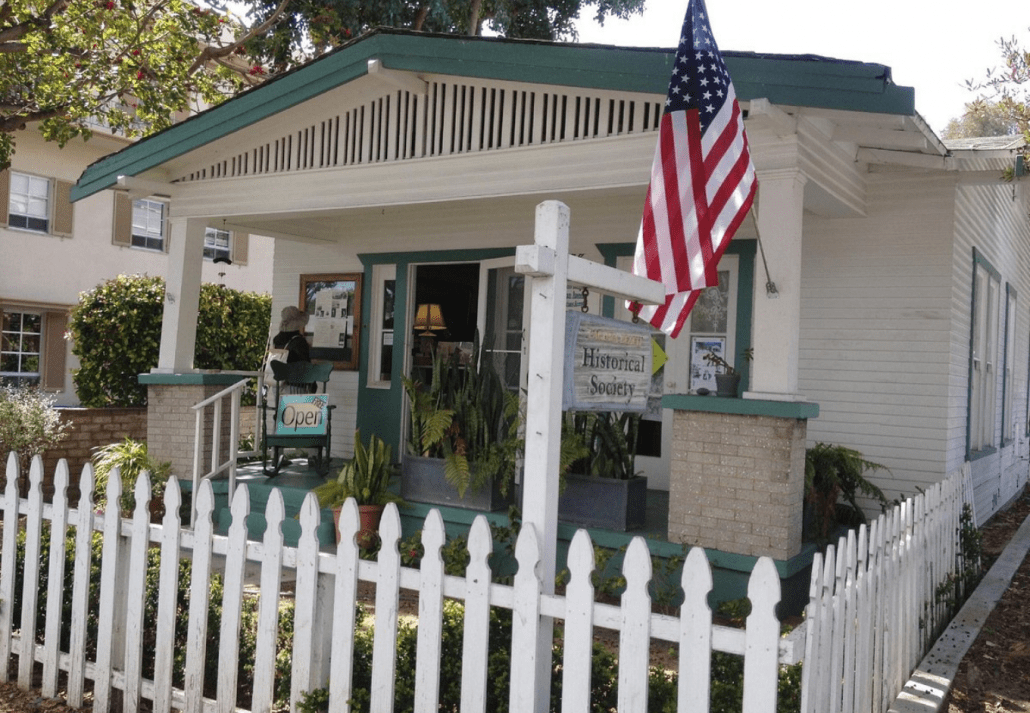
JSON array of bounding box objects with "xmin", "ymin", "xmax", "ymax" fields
[{"xmin": 889, "ymin": 508, "xmax": 1030, "ymax": 712}]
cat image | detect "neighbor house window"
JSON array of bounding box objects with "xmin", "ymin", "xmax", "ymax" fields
[
  {"xmin": 204, "ymin": 227, "xmax": 231, "ymax": 261},
  {"xmin": 9, "ymin": 172, "xmax": 50, "ymax": 233},
  {"xmin": 1, "ymin": 311, "xmax": 42, "ymax": 386},
  {"xmin": 969, "ymin": 250, "xmax": 1001, "ymax": 456},
  {"xmin": 131, "ymin": 199, "xmax": 166, "ymax": 251}
]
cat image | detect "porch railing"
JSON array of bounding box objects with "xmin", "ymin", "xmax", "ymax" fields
[{"xmin": 189, "ymin": 371, "xmax": 261, "ymax": 526}]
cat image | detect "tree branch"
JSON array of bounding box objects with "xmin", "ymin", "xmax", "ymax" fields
[
  {"xmin": 0, "ymin": 107, "xmax": 66, "ymax": 132},
  {"xmin": 187, "ymin": 0, "xmax": 291, "ymax": 76}
]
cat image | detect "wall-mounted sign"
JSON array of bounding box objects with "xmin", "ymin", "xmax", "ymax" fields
[
  {"xmin": 276, "ymin": 394, "xmax": 330, "ymax": 435},
  {"xmin": 690, "ymin": 336, "xmax": 726, "ymax": 392},
  {"xmin": 562, "ymin": 312, "xmax": 652, "ymax": 412}
]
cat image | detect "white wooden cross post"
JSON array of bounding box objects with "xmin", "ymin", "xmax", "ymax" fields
[{"xmin": 514, "ymin": 201, "xmax": 664, "ymax": 712}]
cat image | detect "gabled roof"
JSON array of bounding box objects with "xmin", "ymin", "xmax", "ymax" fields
[{"xmin": 72, "ymin": 28, "xmax": 915, "ymax": 202}]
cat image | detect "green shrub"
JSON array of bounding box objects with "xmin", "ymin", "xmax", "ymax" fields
[
  {"xmin": 13, "ymin": 522, "xmax": 293, "ymax": 710},
  {"xmin": 68, "ymin": 274, "xmax": 271, "ymax": 407},
  {"xmin": 0, "ymin": 384, "xmax": 71, "ymax": 475}
]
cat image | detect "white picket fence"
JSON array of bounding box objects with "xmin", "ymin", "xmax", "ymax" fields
[
  {"xmin": 0, "ymin": 453, "xmax": 804, "ymax": 713},
  {"xmin": 800, "ymin": 469, "xmax": 971, "ymax": 713}
]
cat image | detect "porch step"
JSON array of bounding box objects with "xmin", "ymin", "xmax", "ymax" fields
[{"xmin": 180, "ymin": 459, "xmax": 339, "ymax": 548}]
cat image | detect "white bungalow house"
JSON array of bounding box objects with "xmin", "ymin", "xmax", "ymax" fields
[
  {"xmin": 70, "ymin": 30, "xmax": 1028, "ymax": 565},
  {"xmin": 1, "ymin": 128, "xmax": 273, "ymax": 404}
]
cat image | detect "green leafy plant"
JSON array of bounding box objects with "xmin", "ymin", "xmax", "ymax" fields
[
  {"xmin": 313, "ymin": 430, "xmax": 402, "ymax": 508},
  {"xmin": 403, "ymin": 347, "xmax": 522, "ymax": 498},
  {"xmin": 804, "ymin": 442, "xmax": 892, "ymax": 544},
  {"xmin": 0, "ymin": 384, "xmax": 71, "ymax": 475},
  {"xmin": 563, "ymin": 411, "xmax": 640, "ymax": 480},
  {"xmin": 68, "ymin": 274, "xmax": 271, "ymax": 407},
  {"xmin": 91, "ymin": 437, "xmax": 172, "ymax": 514}
]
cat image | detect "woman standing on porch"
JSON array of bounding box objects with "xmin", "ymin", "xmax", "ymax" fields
[{"xmin": 273, "ymin": 306, "xmax": 311, "ymax": 363}]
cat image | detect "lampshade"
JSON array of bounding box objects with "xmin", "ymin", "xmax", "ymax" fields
[{"xmin": 413, "ymin": 303, "xmax": 446, "ymax": 336}]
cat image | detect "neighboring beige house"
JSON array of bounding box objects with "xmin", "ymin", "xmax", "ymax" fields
[{"xmin": 0, "ymin": 128, "xmax": 274, "ymax": 404}]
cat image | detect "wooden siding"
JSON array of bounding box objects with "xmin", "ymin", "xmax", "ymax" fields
[
  {"xmin": 952, "ymin": 180, "xmax": 1030, "ymax": 522},
  {"xmin": 800, "ymin": 171, "xmax": 957, "ymax": 505}
]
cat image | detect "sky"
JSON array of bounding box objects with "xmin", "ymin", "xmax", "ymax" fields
[{"xmin": 574, "ymin": 0, "xmax": 1027, "ymax": 135}]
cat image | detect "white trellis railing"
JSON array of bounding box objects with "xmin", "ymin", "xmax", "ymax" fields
[{"xmin": 0, "ymin": 453, "xmax": 801, "ymax": 713}]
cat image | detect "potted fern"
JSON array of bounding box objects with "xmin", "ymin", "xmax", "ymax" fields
[
  {"xmin": 401, "ymin": 348, "xmax": 521, "ymax": 512},
  {"xmin": 313, "ymin": 430, "xmax": 401, "ymax": 547},
  {"xmin": 557, "ymin": 411, "xmax": 647, "ymax": 531}
]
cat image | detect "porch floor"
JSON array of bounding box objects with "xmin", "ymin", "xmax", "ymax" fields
[{"xmin": 193, "ymin": 456, "xmax": 671, "ymax": 550}]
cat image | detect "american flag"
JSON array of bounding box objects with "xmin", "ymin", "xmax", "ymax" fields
[{"xmin": 631, "ymin": 0, "xmax": 756, "ymax": 338}]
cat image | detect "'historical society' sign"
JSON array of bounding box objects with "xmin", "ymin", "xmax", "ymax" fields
[{"xmin": 562, "ymin": 312, "xmax": 653, "ymax": 412}]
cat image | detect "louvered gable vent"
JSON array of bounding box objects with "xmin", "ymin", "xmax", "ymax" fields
[{"xmin": 177, "ymin": 77, "xmax": 661, "ymax": 184}]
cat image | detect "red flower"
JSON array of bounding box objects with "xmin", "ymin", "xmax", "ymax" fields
[{"xmin": 136, "ymin": 70, "xmax": 144, "ymax": 79}]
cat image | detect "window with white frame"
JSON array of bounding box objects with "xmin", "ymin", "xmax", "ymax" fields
[
  {"xmin": 1003, "ymin": 285, "xmax": 1017, "ymax": 442},
  {"xmin": 367, "ymin": 264, "xmax": 396, "ymax": 387},
  {"xmin": 1, "ymin": 311, "xmax": 41, "ymax": 386},
  {"xmin": 969, "ymin": 252, "xmax": 1001, "ymax": 455},
  {"xmin": 8, "ymin": 172, "xmax": 50, "ymax": 233},
  {"xmin": 131, "ymin": 199, "xmax": 166, "ymax": 251},
  {"xmin": 203, "ymin": 227, "xmax": 231, "ymax": 262}
]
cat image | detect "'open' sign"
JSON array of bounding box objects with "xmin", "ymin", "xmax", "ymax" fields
[{"xmin": 276, "ymin": 394, "xmax": 329, "ymax": 435}]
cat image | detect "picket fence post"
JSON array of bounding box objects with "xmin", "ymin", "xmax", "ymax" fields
[
  {"xmin": 153, "ymin": 481, "xmax": 183, "ymax": 713},
  {"xmin": 67, "ymin": 465, "xmax": 97, "ymax": 708}
]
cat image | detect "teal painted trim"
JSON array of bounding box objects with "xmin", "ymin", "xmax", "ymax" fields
[
  {"xmin": 138, "ymin": 372, "xmax": 251, "ymax": 385},
  {"xmin": 596, "ymin": 242, "xmax": 635, "ymax": 318},
  {"xmin": 358, "ymin": 247, "xmax": 514, "ymax": 266},
  {"xmin": 663, "ymin": 393, "xmax": 819, "ymax": 420},
  {"xmin": 970, "ymin": 445, "xmax": 997, "ymax": 462},
  {"xmin": 355, "ymin": 246, "xmax": 515, "ymax": 454},
  {"xmin": 967, "ymin": 247, "xmax": 1002, "ymax": 459},
  {"xmin": 594, "ymin": 240, "xmax": 755, "ymax": 389},
  {"xmin": 733, "ymin": 241, "xmax": 756, "ymax": 391},
  {"xmin": 973, "ymin": 246, "xmax": 1001, "ymax": 281},
  {"xmin": 73, "ymin": 30, "xmax": 915, "ymax": 201},
  {"xmin": 1003, "ymin": 282, "xmax": 1016, "ymax": 446}
]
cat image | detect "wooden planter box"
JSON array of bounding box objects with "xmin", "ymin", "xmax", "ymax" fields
[
  {"xmin": 558, "ymin": 473, "xmax": 647, "ymax": 531},
  {"xmin": 401, "ymin": 454, "xmax": 513, "ymax": 512}
]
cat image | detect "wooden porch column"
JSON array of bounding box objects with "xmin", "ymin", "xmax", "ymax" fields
[
  {"xmin": 747, "ymin": 169, "xmax": 807, "ymax": 399},
  {"xmin": 156, "ymin": 217, "xmax": 206, "ymax": 372}
]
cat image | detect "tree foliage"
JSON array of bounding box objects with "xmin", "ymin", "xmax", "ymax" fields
[
  {"xmin": 966, "ymin": 31, "xmax": 1030, "ymax": 166},
  {"xmin": 1, "ymin": 0, "xmax": 644, "ymax": 167},
  {"xmin": 233, "ymin": 0, "xmax": 646, "ymax": 73},
  {"xmin": 68, "ymin": 274, "xmax": 272, "ymax": 407},
  {"xmin": 0, "ymin": 0, "xmax": 291, "ymax": 169},
  {"xmin": 942, "ymin": 100, "xmax": 1021, "ymax": 140}
]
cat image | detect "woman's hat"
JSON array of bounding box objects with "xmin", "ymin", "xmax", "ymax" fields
[{"xmin": 280, "ymin": 306, "xmax": 309, "ymax": 332}]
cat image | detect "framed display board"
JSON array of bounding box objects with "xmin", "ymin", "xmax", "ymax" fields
[{"xmin": 299, "ymin": 273, "xmax": 362, "ymax": 370}]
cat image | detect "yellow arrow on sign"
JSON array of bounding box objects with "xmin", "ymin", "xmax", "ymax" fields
[{"xmin": 651, "ymin": 338, "xmax": 667, "ymax": 375}]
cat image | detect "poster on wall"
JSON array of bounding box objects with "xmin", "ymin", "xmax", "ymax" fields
[
  {"xmin": 300, "ymin": 273, "xmax": 362, "ymax": 370},
  {"xmin": 690, "ymin": 336, "xmax": 726, "ymax": 392}
]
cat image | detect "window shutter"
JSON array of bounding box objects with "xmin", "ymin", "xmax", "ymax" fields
[
  {"xmin": 230, "ymin": 232, "xmax": 249, "ymax": 265},
  {"xmin": 53, "ymin": 180, "xmax": 74, "ymax": 237},
  {"xmin": 112, "ymin": 193, "xmax": 132, "ymax": 246},
  {"xmin": 0, "ymin": 169, "xmax": 9, "ymax": 227},
  {"xmin": 42, "ymin": 311, "xmax": 68, "ymax": 391}
]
